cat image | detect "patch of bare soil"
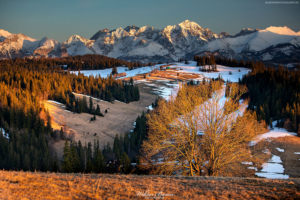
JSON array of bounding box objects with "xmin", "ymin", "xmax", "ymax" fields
[
  {"xmin": 43, "ymin": 85, "xmax": 157, "ymax": 160},
  {"xmin": 267, "ymin": 136, "xmax": 300, "ymax": 178},
  {"xmin": 0, "ymin": 170, "xmax": 299, "ymax": 199}
]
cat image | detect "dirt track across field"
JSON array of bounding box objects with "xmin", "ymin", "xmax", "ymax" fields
[{"xmin": 43, "ymin": 85, "xmax": 157, "ymax": 159}]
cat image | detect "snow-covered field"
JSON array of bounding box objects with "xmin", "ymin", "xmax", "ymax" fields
[
  {"xmin": 167, "ymin": 61, "xmax": 250, "ymax": 82},
  {"xmin": 70, "ymin": 64, "xmax": 165, "ymax": 78}
]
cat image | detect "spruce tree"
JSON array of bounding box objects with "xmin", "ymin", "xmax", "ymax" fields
[
  {"xmin": 120, "ymin": 152, "xmax": 131, "ymax": 174},
  {"xmin": 93, "ymin": 150, "xmax": 105, "ymax": 173},
  {"xmin": 53, "ymin": 152, "xmax": 60, "ymax": 172},
  {"xmin": 62, "ymin": 140, "xmax": 72, "ymax": 172},
  {"xmin": 113, "ymin": 134, "xmax": 121, "ymax": 159}
]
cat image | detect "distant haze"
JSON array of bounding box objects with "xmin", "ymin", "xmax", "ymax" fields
[{"xmin": 0, "ymin": 0, "xmax": 299, "ymax": 42}]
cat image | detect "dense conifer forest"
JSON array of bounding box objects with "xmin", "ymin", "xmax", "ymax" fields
[
  {"xmin": 0, "ymin": 56, "xmax": 140, "ymax": 172},
  {"xmin": 241, "ymin": 62, "xmax": 300, "ymax": 135}
]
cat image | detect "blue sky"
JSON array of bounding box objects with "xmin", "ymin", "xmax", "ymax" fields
[{"xmin": 0, "ymin": 0, "xmax": 299, "ymax": 42}]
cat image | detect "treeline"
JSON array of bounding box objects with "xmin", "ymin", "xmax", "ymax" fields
[
  {"xmin": 3, "ymin": 54, "xmax": 142, "ymax": 70},
  {"xmin": 194, "ymin": 55, "xmax": 255, "ymax": 68},
  {"xmin": 241, "ymin": 62, "xmax": 300, "ymax": 134},
  {"xmin": 62, "ymin": 140, "xmax": 131, "ymax": 174},
  {"xmin": 0, "ymin": 61, "xmax": 140, "ymax": 106}
]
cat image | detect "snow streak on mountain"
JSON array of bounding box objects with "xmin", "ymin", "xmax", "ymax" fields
[{"xmin": 1, "ymin": 21, "xmax": 300, "ymax": 63}]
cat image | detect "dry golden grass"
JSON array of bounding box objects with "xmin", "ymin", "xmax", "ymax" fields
[{"xmin": 1, "ymin": 170, "xmax": 300, "ymax": 199}]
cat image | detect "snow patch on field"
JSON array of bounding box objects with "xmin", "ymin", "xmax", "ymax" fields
[
  {"xmin": 276, "ymin": 147, "xmax": 284, "ymax": 152},
  {"xmin": 1, "ymin": 127, "xmax": 9, "ymax": 139},
  {"xmin": 72, "ymin": 92, "xmax": 108, "ymax": 102},
  {"xmin": 255, "ymin": 154, "xmax": 289, "ymax": 179},
  {"xmin": 47, "ymin": 100, "xmax": 64, "ymax": 105},
  {"xmin": 250, "ymin": 127, "xmax": 297, "ymax": 146},
  {"xmin": 242, "ymin": 161, "xmax": 253, "ymax": 165}
]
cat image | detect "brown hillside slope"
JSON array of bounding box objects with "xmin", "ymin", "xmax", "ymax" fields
[{"xmin": 0, "ymin": 170, "xmax": 299, "ymax": 199}]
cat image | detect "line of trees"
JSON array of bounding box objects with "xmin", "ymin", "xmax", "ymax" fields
[
  {"xmin": 5, "ymin": 54, "xmax": 141, "ymax": 71},
  {"xmin": 194, "ymin": 55, "xmax": 255, "ymax": 68}
]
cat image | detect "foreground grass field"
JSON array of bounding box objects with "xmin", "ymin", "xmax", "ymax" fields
[{"xmin": 0, "ymin": 171, "xmax": 299, "ymax": 199}]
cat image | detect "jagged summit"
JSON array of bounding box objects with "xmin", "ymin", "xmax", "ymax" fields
[
  {"xmin": 90, "ymin": 29, "xmax": 110, "ymax": 40},
  {"xmin": 124, "ymin": 25, "xmax": 139, "ymax": 32},
  {"xmin": 233, "ymin": 28, "xmax": 258, "ymax": 37},
  {"xmin": 178, "ymin": 20, "xmax": 203, "ymax": 30}
]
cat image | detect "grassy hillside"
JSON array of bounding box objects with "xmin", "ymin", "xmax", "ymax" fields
[{"xmin": 0, "ymin": 170, "xmax": 299, "ymax": 199}]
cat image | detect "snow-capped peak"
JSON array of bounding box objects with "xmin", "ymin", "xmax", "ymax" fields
[
  {"xmin": 0, "ymin": 29, "xmax": 12, "ymax": 38},
  {"xmin": 178, "ymin": 20, "xmax": 203, "ymax": 30},
  {"xmin": 63, "ymin": 35, "xmax": 90, "ymax": 45},
  {"xmin": 38, "ymin": 37, "xmax": 58, "ymax": 49},
  {"xmin": 262, "ymin": 26, "xmax": 300, "ymax": 36}
]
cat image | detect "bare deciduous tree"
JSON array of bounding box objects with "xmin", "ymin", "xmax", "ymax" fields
[{"xmin": 140, "ymin": 82, "xmax": 268, "ymax": 176}]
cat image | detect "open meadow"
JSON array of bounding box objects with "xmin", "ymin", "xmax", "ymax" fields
[
  {"xmin": 43, "ymin": 87, "xmax": 157, "ymax": 160},
  {"xmin": 0, "ymin": 170, "xmax": 300, "ymax": 199}
]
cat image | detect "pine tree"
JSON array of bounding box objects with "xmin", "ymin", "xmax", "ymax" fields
[
  {"xmin": 60, "ymin": 127, "xmax": 64, "ymax": 139},
  {"xmin": 113, "ymin": 134, "xmax": 121, "ymax": 159},
  {"xmin": 93, "ymin": 150, "xmax": 105, "ymax": 173},
  {"xmin": 70, "ymin": 144, "xmax": 81, "ymax": 172},
  {"xmin": 120, "ymin": 152, "xmax": 131, "ymax": 174},
  {"xmin": 89, "ymin": 96, "xmax": 93, "ymax": 114},
  {"xmin": 62, "ymin": 140, "xmax": 72, "ymax": 172},
  {"xmin": 53, "ymin": 152, "xmax": 60, "ymax": 172}
]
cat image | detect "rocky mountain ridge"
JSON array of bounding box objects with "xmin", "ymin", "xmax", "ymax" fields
[{"xmin": 1, "ymin": 21, "xmax": 299, "ymax": 63}]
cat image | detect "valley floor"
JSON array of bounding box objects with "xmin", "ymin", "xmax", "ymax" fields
[{"xmin": 0, "ymin": 170, "xmax": 299, "ymax": 199}]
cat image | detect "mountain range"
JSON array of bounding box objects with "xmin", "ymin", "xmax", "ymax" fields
[{"xmin": 1, "ymin": 20, "xmax": 300, "ymax": 63}]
